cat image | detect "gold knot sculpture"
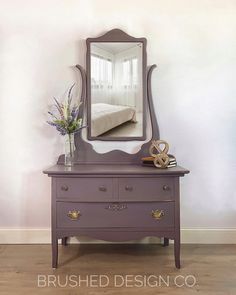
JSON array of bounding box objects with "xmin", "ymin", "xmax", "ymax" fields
[{"xmin": 149, "ymin": 140, "xmax": 170, "ymax": 168}]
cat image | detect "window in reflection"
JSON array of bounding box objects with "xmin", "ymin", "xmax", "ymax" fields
[{"xmin": 91, "ymin": 55, "xmax": 113, "ymax": 89}]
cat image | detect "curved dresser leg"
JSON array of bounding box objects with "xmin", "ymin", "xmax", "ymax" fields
[
  {"xmin": 174, "ymin": 236, "xmax": 180, "ymax": 269},
  {"xmin": 52, "ymin": 237, "xmax": 58, "ymax": 269},
  {"xmin": 62, "ymin": 237, "xmax": 68, "ymax": 246},
  {"xmin": 163, "ymin": 237, "xmax": 169, "ymax": 247}
]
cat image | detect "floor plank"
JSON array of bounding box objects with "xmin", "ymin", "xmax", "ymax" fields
[{"xmin": 0, "ymin": 244, "xmax": 235, "ymax": 294}]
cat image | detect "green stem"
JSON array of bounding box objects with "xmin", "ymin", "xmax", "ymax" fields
[{"xmin": 68, "ymin": 133, "xmax": 73, "ymax": 158}]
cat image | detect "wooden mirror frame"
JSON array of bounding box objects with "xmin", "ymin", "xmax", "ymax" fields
[{"xmin": 86, "ymin": 29, "xmax": 147, "ymax": 141}]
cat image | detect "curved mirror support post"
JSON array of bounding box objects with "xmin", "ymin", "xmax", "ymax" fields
[{"xmin": 57, "ymin": 29, "xmax": 160, "ymax": 165}]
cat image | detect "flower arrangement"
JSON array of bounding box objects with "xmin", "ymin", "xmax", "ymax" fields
[
  {"xmin": 47, "ymin": 84, "xmax": 85, "ymax": 165},
  {"xmin": 47, "ymin": 84, "xmax": 83, "ymax": 135}
]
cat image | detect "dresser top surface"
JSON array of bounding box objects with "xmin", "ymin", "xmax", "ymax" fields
[{"xmin": 43, "ymin": 164, "xmax": 189, "ymax": 177}]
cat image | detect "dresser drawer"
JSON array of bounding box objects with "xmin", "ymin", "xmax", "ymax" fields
[
  {"xmin": 56, "ymin": 178, "xmax": 113, "ymax": 201},
  {"xmin": 118, "ymin": 178, "xmax": 174, "ymax": 201},
  {"xmin": 56, "ymin": 201, "xmax": 174, "ymax": 228}
]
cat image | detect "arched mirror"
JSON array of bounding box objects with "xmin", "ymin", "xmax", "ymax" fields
[{"xmin": 86, "ymin": 29, "xmax": 147, "ymax": 141}]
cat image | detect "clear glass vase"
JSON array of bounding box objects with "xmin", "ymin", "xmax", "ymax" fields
[{"xmin": 64, "ymin": 133, "xmax": 75, "ymax": 166}]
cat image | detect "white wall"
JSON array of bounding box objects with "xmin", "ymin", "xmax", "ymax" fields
[{"xmin": 0, "ymin": 0, "xmax": 236, "ymax": 239}]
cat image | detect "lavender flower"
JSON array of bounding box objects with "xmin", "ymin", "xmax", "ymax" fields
[{"xmin": 46, "ymin": 84, "xmax": 85, "ymax": 136}]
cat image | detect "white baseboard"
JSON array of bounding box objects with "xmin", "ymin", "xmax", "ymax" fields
[
  {"xmin": 181, "ymin": 228, "xmax": 236, "ymax": 244},
  {"xmin": 0, "ymin": 228, "xmax": 235, "ymax": 244}
]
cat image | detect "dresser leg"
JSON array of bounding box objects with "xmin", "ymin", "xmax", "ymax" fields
[
  {"xmin": 62, "ymin": 237, "xmax": 68, "ymax": 246},
  {"xmin": 52, "ymin": 237, "xmax": 58, "ymax": 269},
  {"xmin": 174, "ymin": 236, "xmax": 180, "ymax": 269},
  {"xmin": 163, "ymin": 237, "xmax": 169, "ymax": 246}
]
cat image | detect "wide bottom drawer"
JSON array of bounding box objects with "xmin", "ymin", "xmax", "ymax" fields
[{"xmin": 56, "ymin": 202, "xmax": 174, "ymax": 228}]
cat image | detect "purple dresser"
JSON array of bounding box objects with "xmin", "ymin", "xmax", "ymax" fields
[
  {"xmin": 44, "ymin": 164, "xmax": 189, "ymax": 268},
  {"xmin": 44, "ymin": 29, "xmax": 190, "ymax": 268}
]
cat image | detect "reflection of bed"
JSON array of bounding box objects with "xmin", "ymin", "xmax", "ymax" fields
[{"xmin": 91, "ymin": 103, "xmax": 136, "ymax": 136}]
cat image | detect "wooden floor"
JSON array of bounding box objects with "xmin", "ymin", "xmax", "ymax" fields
[{"xmin": 0, "ymin": 244, "xmax": 235, "ymax": 294}]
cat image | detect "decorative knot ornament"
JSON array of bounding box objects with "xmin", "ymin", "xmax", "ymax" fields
[{"xmin": 149, "ymin": 140, "xmax": 170, "ymax": 168}]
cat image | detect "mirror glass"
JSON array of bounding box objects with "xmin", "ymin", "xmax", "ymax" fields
[{"xmin": 89, "ymin": 42, "xmax": 144, "ymax": 139}]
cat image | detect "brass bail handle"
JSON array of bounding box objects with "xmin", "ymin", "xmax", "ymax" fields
[
  {"xmin": 152, "ymin": 209, "xmax": 165, "ymax": 220},
  {"xmin": 67, "ymin": 210, "xmax": 81, "ymax": 220}
]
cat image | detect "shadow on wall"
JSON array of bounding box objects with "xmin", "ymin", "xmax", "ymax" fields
[{"xmin": 20, "ymin": 170, "xmax": 51, "ymax": 228}]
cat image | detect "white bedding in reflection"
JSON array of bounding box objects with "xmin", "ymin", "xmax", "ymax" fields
[{"xmin": 91, "ymin": 103, "xmax": 136, "ymax": 136}]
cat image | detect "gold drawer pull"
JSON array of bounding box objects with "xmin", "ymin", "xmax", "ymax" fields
[
  {"xmin": 67, "ymin": 210, "xmax": 81, "ymax": 220},
  {"xmin": 152, "ymin": 209, "xmax": 164, "ymax": 220},
  {"xmin": 61, "ymin": 185, "xmax": 69, "ymax": 191},
  {"xmin": 163, "ymin": 185, "xmax": 170, "ymax": 191},
  {"xmin": 99, "ymin": 186, "xmax": 107, "ymax": 192},
  {"xmin": 125, "ymin": 185, "xmax": 133, "ymax": 192},
  {"xmin": 105, "ymin": 203, "xmax": 127, "ymax": 211}
]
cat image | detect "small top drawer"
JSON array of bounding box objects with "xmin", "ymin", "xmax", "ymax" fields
[
  {"xmin": 56, "ymin": 178, "xmax": 113, "ymax": 201},
  {"xmin": 118, "ymin": 177, "xmax": 174, "ymax": 201}
]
